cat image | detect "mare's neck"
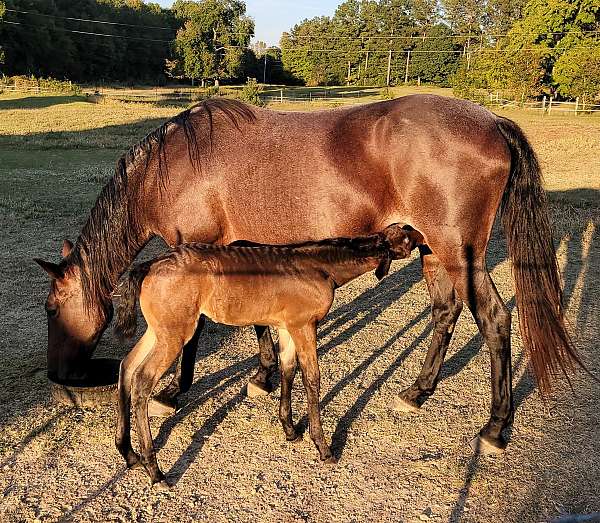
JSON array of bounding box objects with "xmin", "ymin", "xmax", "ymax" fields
[{"xmin": 68, "ymin": 159, "xmax": 151, "ymax": 318}]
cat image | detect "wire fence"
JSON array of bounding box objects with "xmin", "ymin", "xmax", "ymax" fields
[{"xmin": 2, "ymin": 84, "xmax": 599, "ymax": 114}]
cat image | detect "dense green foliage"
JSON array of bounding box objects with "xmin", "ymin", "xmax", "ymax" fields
[{"xmin": 0, "ymin": 0, "xmax": 598, "ymax": 100}]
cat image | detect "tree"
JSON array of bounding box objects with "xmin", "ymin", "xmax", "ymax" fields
[
  {"xmin": 172, "ymin": 0, "xmax": 254, "ymax": 85},
  {"xmin": 0, "ymin": 1, "xmax": 5, "ymax": 64},
  {"xmin": 553, "ymin": 39, "xmax": 600, "ymax": 103},
  {"xmin": 409, "ymin": 24, "xmax": 461, "ymax": 85}
]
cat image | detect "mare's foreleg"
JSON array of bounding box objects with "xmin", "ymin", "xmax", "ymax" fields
[
  {"xmin": 246, "ymin": 325, "xmax": 278, "ymax": 397},
  {"xmin": 394, "ymin": 248, "xmax": 463, "ymax": 412}
]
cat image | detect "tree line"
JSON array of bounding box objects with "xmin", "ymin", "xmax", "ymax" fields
[
  {"xmin": 281, "ymin": 0, "xmax": 599, "ymax": 101},
  {"xmin": 0, "ymin": 0, "xmax": 282, "ymax": 84},
  {"xmin": 0, "ymin": 0, "xmax": 598, "ymax": 101}
]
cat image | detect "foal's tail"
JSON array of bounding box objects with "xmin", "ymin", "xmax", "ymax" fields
[
  {"xmin": 496, "ymin": 116, "xmax": 584, "ymax": 394},
  {"xmin": 114, "ymin": 262, "xmax": 151, "ymax": 340}
]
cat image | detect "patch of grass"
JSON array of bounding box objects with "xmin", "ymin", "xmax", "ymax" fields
[{"xmin": 0, "ymin": 195, "xmax": 51, "ymax": 220}]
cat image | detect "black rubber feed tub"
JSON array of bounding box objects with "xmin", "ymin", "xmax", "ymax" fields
[{"xmin": 49, "ymin": 358, "xmax": 120, "ymax": 407}]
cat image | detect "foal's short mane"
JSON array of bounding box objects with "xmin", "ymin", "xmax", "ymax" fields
[{"xmin": 69, "ymin": 99, "xmax": 256, "ymax": 318}]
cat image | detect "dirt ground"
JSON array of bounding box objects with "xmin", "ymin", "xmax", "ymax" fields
[{"xmin": 0, "ymin": 92, "xmax": 599, "ymax": 523}]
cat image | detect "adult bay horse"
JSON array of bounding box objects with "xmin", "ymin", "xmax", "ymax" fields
[{"xmin": 35, "ymin": 95, "xmax": 580, "ymax": 453}]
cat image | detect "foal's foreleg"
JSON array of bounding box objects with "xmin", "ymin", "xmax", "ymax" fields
[
  {"xmin": 246, "ymin": 325, "xmax": 278, "ymax": 397},
  {"xmin": 395, "ymin": 249, "xmax": 463, "ymax": 412},
  {"xmin": 116, "ymin": 329, "xmax": 156, "ymax": 468},
  {"xmin": 151, "ymin": 316, "xmax": 205, "ymax": 415},
  {"xmin": 292, "ymin": 324, "xmax": 335, "ymax": 463},
  {"xmin": 131, "ymin": 338, "xmax": 183, "ymax": 487},
  {"xmin": 277, "ymin": 329, "xmax": 299, "ymax": 441}
]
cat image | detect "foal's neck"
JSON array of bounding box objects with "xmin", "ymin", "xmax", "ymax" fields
[{"xmin": 323, "ymin": 254, "xmax": 383, "ymax": 287}]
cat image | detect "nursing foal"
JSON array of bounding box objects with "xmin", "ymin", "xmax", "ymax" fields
[{"xmin": 114, "ymin": 224, "xmax": 423, "ymax": 487}]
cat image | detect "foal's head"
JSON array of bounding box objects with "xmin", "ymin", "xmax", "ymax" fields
[{"xmin": 375, "ymin": 224, "xmax": 424, "ymax": 279}]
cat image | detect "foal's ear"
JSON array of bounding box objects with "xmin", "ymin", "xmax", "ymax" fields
[
  {"xmin": 375, "ymin": 255, "xmax": 392, "ymax": 280},
  {"xmin": 34, "ymin": 258, "xmax": 63, "ymax": 280},
  {"xmin": 61, "ymin": 239, "xmax": 74, "ymax": 258}
]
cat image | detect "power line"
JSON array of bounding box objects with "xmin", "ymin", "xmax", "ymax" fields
[
  {"xmin": 2, "ymin": 20, "xmax": 174, "ymax": 43},
  {"xmin": 5, "ymin": 8, "xmax": 175, "ymax": 31},
  {"xmin": 279, "ymin": 46, "xmax": 598, "ymax": 54}
]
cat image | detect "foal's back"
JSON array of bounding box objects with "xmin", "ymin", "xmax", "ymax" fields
[{"xmin": 139, "ymin": 243, "xmax": 338, "ymax": 332}]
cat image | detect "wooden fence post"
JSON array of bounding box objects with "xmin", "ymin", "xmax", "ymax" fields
[
  {"xmin": 548, "ymin": 96, "xmax": 553, "ymax": 114},
  {"xmin": 575, "ymin": 97, "xmax": 579, "ymax": 115},
  {"xmin": 280, "ymin": 88, "xmax": 283, "ymax": 103},
  {"xmin": 542, "ymin": 95, "xmax": 546, "ymax": 113}
]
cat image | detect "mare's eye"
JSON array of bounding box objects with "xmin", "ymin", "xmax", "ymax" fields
[{"xmin": 45, "ymin": 304, "xmax": 58, "ymax": 318}]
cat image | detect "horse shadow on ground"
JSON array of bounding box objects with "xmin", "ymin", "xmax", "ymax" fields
[{"xmin": 0, "ymin": 95, "xmax": 87, "ymax": 111}]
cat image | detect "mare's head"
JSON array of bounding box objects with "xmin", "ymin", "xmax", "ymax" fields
[
  {"xmin": 375, "ymin": 224, "xmax": 424, "ymax": 279},
  {"xmin": 34, "ymin": 240, "xmax": 109, "ymax": 381}
]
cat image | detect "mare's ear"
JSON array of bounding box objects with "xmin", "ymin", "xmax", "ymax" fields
[
  {"xmin": 61, "ymin": 239, "xmax": 74, "ymax": 258},
  {"xmin": 34, "ymin": 258, "xmax": 63, "ymax": 280},
  {"xmin": 375, "ymin": 255, "xmax": 392, "ymax": 280}
]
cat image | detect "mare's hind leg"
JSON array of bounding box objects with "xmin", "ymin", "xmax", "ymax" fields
[
  {"xmin": 394, "ymin": 247, "xmax": 463, "ymax": 412},
  {"xmin": 247, "ymin": 326, "xmax": 278, "ymax": 397},
  {"xmin": 116, "ymin": 329, "xmax": 156, "ymax": 468},
  {"xmin": 151, "ymin": 316, "xmax": 205, "ymax": 416},
  {"xmin": 131, "ymin": 335, "xmax": 183, "ymax": 487},
  {"xmin": 442, "ymin": 246, "xmax": 513, "ymax": 453}
]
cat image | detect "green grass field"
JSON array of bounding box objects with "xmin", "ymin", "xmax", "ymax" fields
[{"xmin": 0, "ymin": 88, "xmax": 599, "ymax": 522}]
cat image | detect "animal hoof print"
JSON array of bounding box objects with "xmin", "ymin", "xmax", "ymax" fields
[
  {"xmin": 148, "ymin": 398, "xmax": 177, "ymax": 418},
  {"xmin": 469, "ymin": 435, "xmax": 506, "ymax": 455},
  {"xmin": 246, "ymin": 380, "xmax": 271, "ymax": 398},
  {"xmin": 391, "ymin": 396, "xmax": 420, "ymax": 414}
]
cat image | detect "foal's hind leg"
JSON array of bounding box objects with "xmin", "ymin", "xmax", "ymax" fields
[
  {"xmin": 291, "ymin": 323, "xmax": 335, "ymax": 463},
  {"xmin": 394, "ymin": 248, "xmax": 463, "ymax": 412},
  {"xmin": 246, "ymin": 326, "xmax": 278, "ymax": 397},
  {"xmin": 277, "ymin": 328, "xmax": 300, "ymax": 441},
  {"xmin": 151, "ymin": 316, "xmax": 205, "ymax": 415}
]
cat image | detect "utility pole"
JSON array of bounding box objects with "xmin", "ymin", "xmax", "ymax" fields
[
  {"xmin": 347, "ymin": 61, "xmax": 351, "ymax": 86},
  {"xmin": 364, "ymin": 51, "xmax": 369, "ymax": 85},
  {"xmin": 386, "ymin": 49, "xmax": 392, "ymax": 87},
  {"xmin": 263, "ymin": 54, "xmax": 267, "ymax": 84},
  {"xmin": 404, "ymin": 50, "xmax": 410, "ymax": 84}
]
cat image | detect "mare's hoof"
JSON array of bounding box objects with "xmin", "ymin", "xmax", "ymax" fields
[
  {"xmin": 469, "ymin": 434, "xmax": 506, "ymax": 455},
  {"xmin": 152, "ymin": 479, "xmax": 171, "ymax": 491},
  {"xmin": 392, "ymin": 395, "xmax": 420, "ymax": 414},
  {"xmin": 246, "ymin": 380, "xmax": 271, "ymax": 398},
  {"xmin": 322, "ymin": 455, "xmax": 338, "ymax": 465},
  {"xmin": 148, "ymin": 398, "xmax": 177, "ymax": 417}
]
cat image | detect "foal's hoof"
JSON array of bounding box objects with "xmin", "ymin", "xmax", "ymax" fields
[
  {"xmin": 148, "ymin": 398, "xmax": 177, "ymax": 417},
  {"xmin": 286, "ymin": 433, "xmax": 303, "ymax": 444},
  {"xmin": 469, "ymin": 434, "xmax": 506, "ymax": 455},
  {"xmin": 245, "ymin": 380, "xmax": 271, "ymax": 398},
  {"xmin": 322, "ymin": 455, "xmax": 338, "ymax": 465},
  {"xmin": 392, "ymin": 395, "xmax": 421, "ymax": 414}
]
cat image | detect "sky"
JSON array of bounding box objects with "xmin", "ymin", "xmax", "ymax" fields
[{"xmin": 155, "ymin": 0, "xmax": 341, "ymax": 46}]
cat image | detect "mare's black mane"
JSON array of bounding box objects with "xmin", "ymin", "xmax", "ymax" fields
[{"xmin": 67, "ymin": 99, "xmax": 256, "ymax": 318}]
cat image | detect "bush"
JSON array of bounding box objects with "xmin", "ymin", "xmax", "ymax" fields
[
  {"xmin": 238, "ymin": 78, "xmax": 264, "ymax": 106},
  {"xmin": 0, "ymin": 75, "xmax": 81, "ymax": 94},
  {"xmin": 553, "ymin": 40, "xmax": 600, "ymax": 103}
]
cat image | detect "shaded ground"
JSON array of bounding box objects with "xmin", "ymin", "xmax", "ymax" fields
[{"xmin": 0, "ymin": 91, "xmax": 598, "ymax": 523}]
